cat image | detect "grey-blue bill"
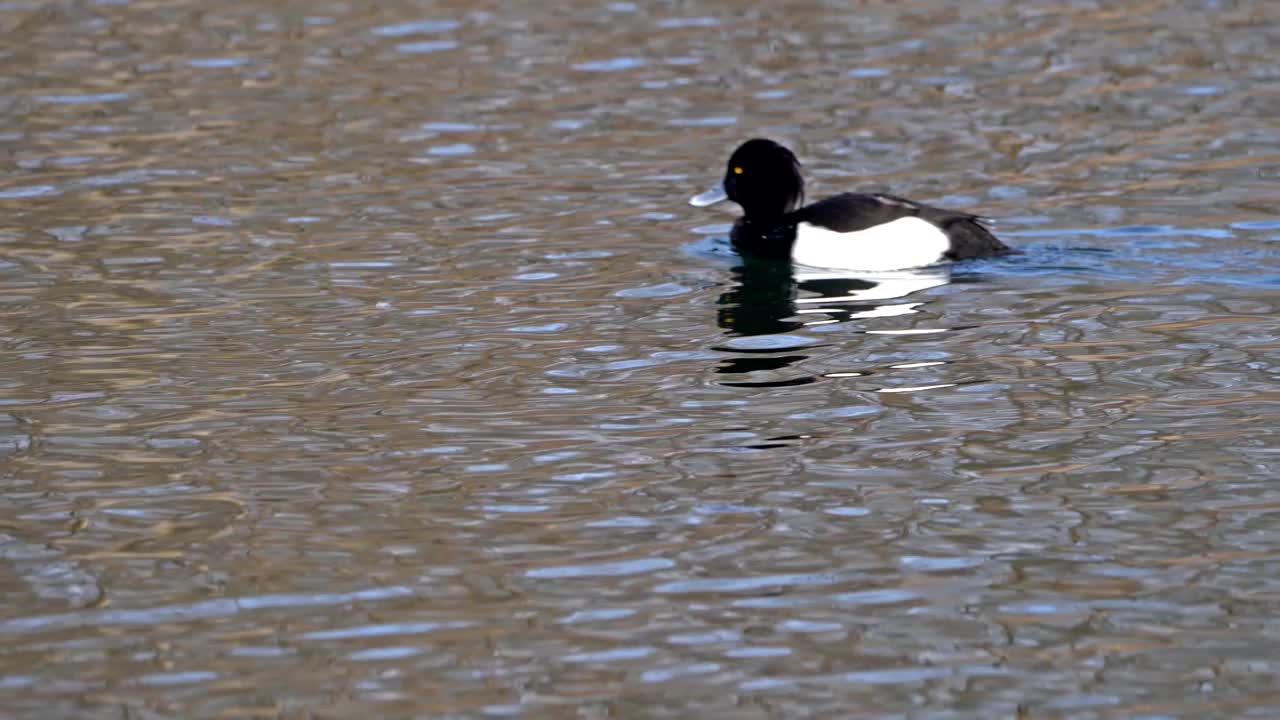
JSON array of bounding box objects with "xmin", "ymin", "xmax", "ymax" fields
[{"xmin": 689, "ymin": 182, "xmax": 728, "ymax": 207}]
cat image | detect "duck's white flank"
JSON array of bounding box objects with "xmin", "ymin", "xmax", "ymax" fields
[{"xmin": 791, "ymin": 217, "xmax": 950, "ymax": 271}]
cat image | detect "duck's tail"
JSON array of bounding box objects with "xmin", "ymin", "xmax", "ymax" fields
[{"xmin": 941, "ymin": 217, "xmax": 1018, "ymax": 260}]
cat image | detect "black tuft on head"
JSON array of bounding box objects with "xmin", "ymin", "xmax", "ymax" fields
[{"xmin": 722, "ymin": 138, "xmax": 805, "ymax": 218}]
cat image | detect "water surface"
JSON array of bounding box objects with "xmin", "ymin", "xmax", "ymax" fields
[{"xmin": 2, "ymin": 1, "xmax": 1280, "ymax": 717}]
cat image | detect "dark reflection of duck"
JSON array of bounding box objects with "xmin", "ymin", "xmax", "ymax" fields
[
  {"xmin": 713, "ymin": 258, "xmax": 952, "ymax": 385},
  {"xmin": 716, "ymin": 256, "xmax": 800, "ymax": 337}
]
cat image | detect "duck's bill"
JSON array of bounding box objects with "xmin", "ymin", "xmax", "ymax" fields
[{"xmin": 689, "ymin": 183, "xmax": 728, "ymax": 207}]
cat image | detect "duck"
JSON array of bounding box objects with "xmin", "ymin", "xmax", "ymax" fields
[{"xmin": 690, "ymin": 138, "xmax": 1015, "ymax": 271}]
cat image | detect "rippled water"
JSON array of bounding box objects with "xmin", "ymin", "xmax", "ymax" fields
[{"xmin": 3, "ymin": 1, "xmax": 1280, "ymax": 717}]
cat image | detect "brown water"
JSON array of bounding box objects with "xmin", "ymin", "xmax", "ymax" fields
[{"xmin": 3, "ymin": 1, "xmax": 1280, "ymax": 717}]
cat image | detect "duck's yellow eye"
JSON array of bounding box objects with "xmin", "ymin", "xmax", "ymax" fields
[{"xmin": 733, "ymin": 166, "xmax": 743, "ymax": 175}]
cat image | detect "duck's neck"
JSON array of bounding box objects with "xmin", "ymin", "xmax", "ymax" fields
[{"xmin": 741, "ymin": 205, "xmax": 791, "ymax": 222}]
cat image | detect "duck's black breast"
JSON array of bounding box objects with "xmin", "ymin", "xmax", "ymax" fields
[{"xmin": 730, "ymin": 217, "xmax": 798, "ymax": 260}]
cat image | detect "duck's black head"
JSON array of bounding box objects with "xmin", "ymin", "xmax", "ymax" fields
[{"xmin": 691, "ymin": 138, "xmax": 804, "ymax": 218}]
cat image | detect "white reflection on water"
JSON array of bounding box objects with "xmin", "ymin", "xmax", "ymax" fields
[{"xmin": 793, "ymin": 265, "xmax": 951, "ymax": 323}]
